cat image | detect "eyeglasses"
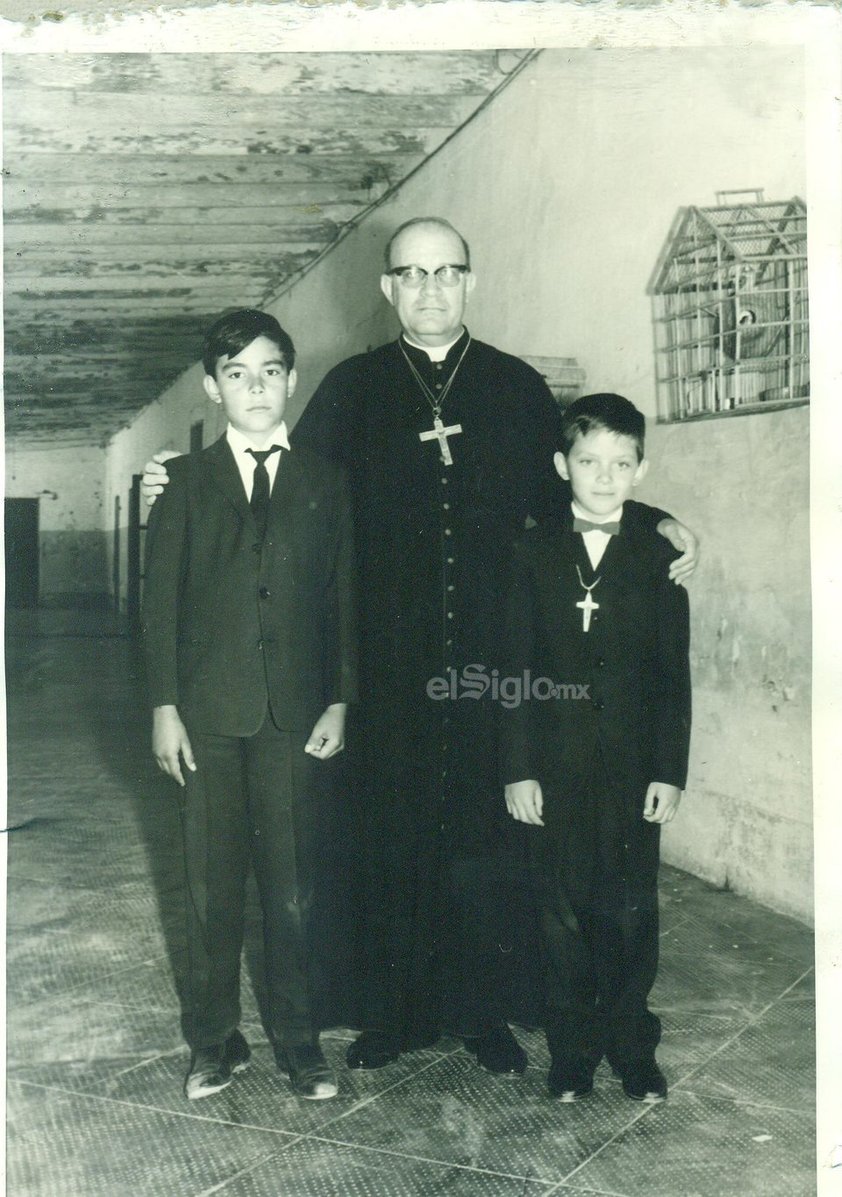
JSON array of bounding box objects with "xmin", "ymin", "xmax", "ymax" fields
[{"xmin": 386, "ymin": 264, "xmax": 470, "ymax": 288}]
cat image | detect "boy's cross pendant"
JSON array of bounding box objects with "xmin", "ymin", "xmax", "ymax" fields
[
  {"xmin": 419, "ymin": 415, "xmax": 463, "ymax": 466},
  {"xmin": 576, "ymin": 590, "xmax": 600, "ymax": 633}
]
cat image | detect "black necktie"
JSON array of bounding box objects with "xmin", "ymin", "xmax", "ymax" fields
[{"xmin": 245, "ymin": 445, "xmax": 282, "ymax": 540}]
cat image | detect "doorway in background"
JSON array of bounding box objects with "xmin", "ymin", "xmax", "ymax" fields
[{"xmin": 5, "ymin": 498, "xmax": 39, "ymax": 608}]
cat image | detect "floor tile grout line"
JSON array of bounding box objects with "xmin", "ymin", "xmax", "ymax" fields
[
  {"xmin": 670, "ymin": 964, "xmax": 815, "ymax": 1092},
  {"xmin": 290, "ymin": 1046, "xmax": 470, "ymax": 1134},
  {"xmin": 8, "ymin": 953, "xmax": 172, "ymax": 1001},
  {"xmin": 552, "ymin": 1102, "xmax": 658, "ymax": 1188},
  {"xmin": 9, "ymin": 1076, "xmax": 310, "ymax": 1138},
  {"xmin": 283, "ymin": 1132, "xmax": 566, "ymax": 1188},
  {"xmin": 542, "ymin": 1180, "xmax": 632, "ymax": 1197},
  {"xmin": 191, "ymin": 1145, "xmax": 310, "ymax": 1197},
  {"xmin": 672, "ymin": 1085, "xmax": 812, "ymax": 1115}
]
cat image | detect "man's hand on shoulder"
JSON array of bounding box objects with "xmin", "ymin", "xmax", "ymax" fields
[
  {"xmin": 656, "ymin": 518, "xmax": 699, "ymax": 585},
  {"xmin": 504, "ymin": 779, "xmax": 544, "ymax": 826},
  {"xmin": 143, "ymin": 449, "xmax": 182, "ymax": 507}
]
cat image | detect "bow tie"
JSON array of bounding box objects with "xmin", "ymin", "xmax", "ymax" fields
[{"xmin": 573, "ymin": 517, "xmax": 620, "ymax": 536}]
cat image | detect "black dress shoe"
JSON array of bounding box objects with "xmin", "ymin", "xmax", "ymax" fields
[
  {"xmin": 346, "ymin": 1030, "xmax": 401, "ymax": 1070},
  {"xmin": 464, "ymin": 1025, "xmax": 528, "ymax": 1075},
  {"xmin": 548, "ymin": 1059, "xmax": 594, "ymax": 1102},
  {"xmin": 224, "ymin": 1028, "xmax": 252, "ymax": 1073},
  {"xmin": 277, "ymin": 1043, "xmax": 338, "ymax": 1100},
  {"xmin": 184, "ymin": 1029, "xmax": 250, "ymax": 1100},
  {"xmin": 618, "ymin": 1058, "xmax": 667, "ymax": 1102}
]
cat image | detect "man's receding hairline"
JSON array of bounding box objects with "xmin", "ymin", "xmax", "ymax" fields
[{"xmin": 385, "ymin": 218, "xmax": 471, "ymax": 270}]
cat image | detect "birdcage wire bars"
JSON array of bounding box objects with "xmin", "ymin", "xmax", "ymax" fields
[{"xmin": 653, "ymin": 194, "xmax": 809, "ymax": 421}]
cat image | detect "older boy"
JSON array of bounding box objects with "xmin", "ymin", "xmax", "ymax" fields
[
  {"xmin": 142, "ymin": 309, "xmax": 356, "ymax": 1101},
  {"xmin": 502, "ymin": 393, "xmax": 691, "ymax": 1105}
]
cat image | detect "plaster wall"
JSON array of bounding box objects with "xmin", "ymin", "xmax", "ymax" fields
[
  {"xmin": 105, "ymin": 46, "xmax": 811, "ymax": 920},
  {"xmin": 5, "ymin": 441, "xmax": 109, "ymax": 604},
  {"xmin": 647, "ymin": 409, "xmax": 812, "ymax": 923}
]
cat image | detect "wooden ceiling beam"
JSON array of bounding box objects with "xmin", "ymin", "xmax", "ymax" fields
[
  {"xmin": 4, "ymin": 124, "xmax": 449, "ymax": 159},
  {"xmin": 4, "ymin": 52, "xmax": 504, "ymax": 97},
  {"xmin": 6, "ymin": 294, "xmax": 267, "ymax": 318},
  {"xmin": 6, "ymin": 259, "xmax": 315, "ymax": 286},
  {"xmin": 5, "ymin": 222, "xmax": 348, "ymax": 248},
  {"xmin": 5, "ymin": 202, "xmax": 368, "ymax": 227},
  {"xmin": 6, "ymin": 181, "xmax": 381, "ymax": 213},
  {"xmin": 6, "ymin": 91, "xmax": 480, "ymax": 147},
  {"xmin": 6, "ymin": 357, "xmax": 196, "ymax": 381},
  {"xmin": 5, "ymin": 151, "xmax": 422, "ymax": 187},
  {"xmin": 9, "ymin": 242, "xmax": 326, "ymax": 268}
]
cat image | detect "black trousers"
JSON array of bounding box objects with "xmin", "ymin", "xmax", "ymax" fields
[
  {"xmin": 179, "ymin": 712, "xmax": 325, "ymax": 1050},
  {"xmin": 529, "ymin": 773, "xmax": 661, "ymax": 1069}
]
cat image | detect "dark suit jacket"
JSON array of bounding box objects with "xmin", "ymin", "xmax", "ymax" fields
[
  {"xmin": 142, "ymin": 434, "xmax": 357, "ymax": 737},
  {"xmin": 501, "ymin": 501, "xmax": 691, "ymax": 805}
]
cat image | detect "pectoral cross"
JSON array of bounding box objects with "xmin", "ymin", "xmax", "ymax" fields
[
  {"xmin": 419, "ymin": 415, "xmax": 463, "ymax": 467},
  {"xmin": 575, "ymin": 565, "xmax": 601, "ymax": 633},
  {"xmin": 576, "ymin": 590, "xmax": 600, "ymax": 633}
]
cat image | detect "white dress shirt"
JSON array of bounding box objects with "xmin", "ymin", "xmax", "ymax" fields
[
  {"xmin": 572, "ymin": 499, "xmax": 624, "ymax": 570},
  {"xmin": 226, "ymin": 421, "xmax": 290, "ymax": 501}
]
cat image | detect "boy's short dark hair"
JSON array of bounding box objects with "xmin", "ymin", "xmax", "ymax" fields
[
  {"xmin": 202, "ymin": 309, "xmax": 296, "ymax": 377},
  {"xmin": 559, "ymin": 393, "xmax": 646, "ymax": 462}
]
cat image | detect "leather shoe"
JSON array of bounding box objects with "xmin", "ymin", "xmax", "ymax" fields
[
  {"xmin": 184, "ymin": 1028, "xmax": 250, "ymax": 1100},
  {"xmin": 464, "ymin": 1024, "xmax": 527, "ymax": 1075},
  {"xmin": 346, "ymin": 1030, "xmax": 400, "ymax": 1070},
  {"xmin": 548, "ymin": 1059, "xmax": 594, "ymax": 1102},
  {"xmin": 277, "ymin": 1043, "xmax": 338, "ymax": 1100},
  {"xmin": 618, "ymin": 1058, "xmax": 667, "ymax": 1102},
  {"xmin": 345, "ymin": 1029, "xmax": 438, "ymax": 1070}
]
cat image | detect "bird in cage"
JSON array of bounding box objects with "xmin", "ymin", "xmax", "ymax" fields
[{"xmin": 716, "ymin": 271, "xmax": 787, "ymax": 362}]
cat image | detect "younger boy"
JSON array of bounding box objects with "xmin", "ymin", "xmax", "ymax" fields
[
  {"xmin": 501, "ymin": 392, "xmax": 691, "ymax": 1104},
  {"xmin": 142, "ymin": 309, "xmax": 357, "ymax": 1102}
]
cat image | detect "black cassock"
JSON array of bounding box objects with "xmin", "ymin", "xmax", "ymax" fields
[{"xmin": 292, "ymin": 329, "xmax": 564, "ymax": 1039}]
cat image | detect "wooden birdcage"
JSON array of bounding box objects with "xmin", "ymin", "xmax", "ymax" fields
[{"xmin": 653, "ymin": 191, "xmax": 809, "ymax": 421}]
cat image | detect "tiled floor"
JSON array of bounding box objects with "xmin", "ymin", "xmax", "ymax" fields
[{"xmin": 5, "ymin": 618, "xmax": 817, "ymax": 1196}]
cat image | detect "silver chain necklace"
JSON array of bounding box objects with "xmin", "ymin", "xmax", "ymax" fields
[{"xmin": 399, "ymin": 334, "xmax": 472, "ymax": 418}]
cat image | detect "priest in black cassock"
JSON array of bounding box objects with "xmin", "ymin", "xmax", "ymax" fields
[
  {"xmin": 289, "ymin": 217, "xmax": 697, "ymax": 1074},
  {"xmin": 142, "ymin": 216, "xmax": 698, "ymax": 1078}
]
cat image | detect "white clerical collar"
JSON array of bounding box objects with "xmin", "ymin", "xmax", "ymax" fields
[
  {"xmin": 571, "ymin": 499, "xmax": 624, "ymax": 526},
  {"xmin": 401, "ymin": 329, "xmax": 465, "ymax": 362},
  {"xmin": 226, "ymin": 421, "xmax": 290, "ymax": 455}
]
